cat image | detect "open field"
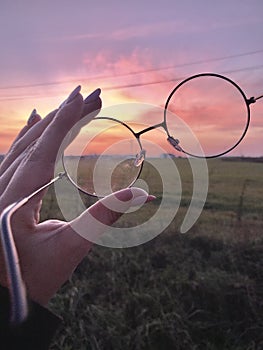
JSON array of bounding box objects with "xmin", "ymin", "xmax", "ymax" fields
[{"xmin": 40, "ymin": 158, "xmax": 262, "ymax": 349}]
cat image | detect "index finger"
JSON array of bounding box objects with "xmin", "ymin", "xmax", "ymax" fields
[{"xmin": 29, "ymin": 90, "xmax": 101, "ymax": 164}]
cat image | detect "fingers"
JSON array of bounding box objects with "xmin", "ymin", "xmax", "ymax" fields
[
  {"xmin": 0, "ymin": 110, "xmax": 57, "ymax": 199},
  {"xmin": 0, "ymin": 87, "xmax": 101, "ymax": 178},
  {"xmin": 27, "ymin": 88, "xmax": 102, "ymax": 165},
  {"xmin": 0, "ymin": 110, "xmax": 56, "ymax": 176},
  {"xmin": 67, "ymin": 188, "xmax": 156, "ymax": 243},
  {"xmin": 14, "ymin": 109, "xmax": 42, "ymax": 142},
  {"xmin": 1, "ymin": 88, "xmax": 101, "ymax": 205},
  {"xmin": 0, "ymin": 109, "xmax": 43, "ymax": 176}
]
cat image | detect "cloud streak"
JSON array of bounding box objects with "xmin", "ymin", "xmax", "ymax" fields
[{"xmin": 51, "ymin": 15, "xmax": 263, "ymax": 43}]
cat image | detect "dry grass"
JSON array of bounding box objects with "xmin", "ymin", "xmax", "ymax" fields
[{"xmin": 39, "ymin": 158, "xmax": 263, "ymax": 350}]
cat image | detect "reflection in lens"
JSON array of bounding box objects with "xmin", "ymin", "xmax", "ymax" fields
[
  {"xmin": 62, "ymin": 117, "xmax": 142, "ymax": 197},
  {"xmin": 165, "ymin": 74, "xmax": 249, "ymax": 157}
]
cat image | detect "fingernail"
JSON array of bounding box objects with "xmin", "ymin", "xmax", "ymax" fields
[
  {"xmin": 59, "ymin": 85, "xmax": 81, "ymax": 109},
  {"xmin": 146, "ymin": 195, "xmax": 157, "ymax": 203},
  {"xmin": 131, "ymin": 194, "xmax": 156, "ymax": 207},
  {"xmin": 27, "ymin": 108, "xmax": 37, "ymax": 125},
  {"xmin": 84, "ymin": 88, "xmax": 101, "ymax": 103}
]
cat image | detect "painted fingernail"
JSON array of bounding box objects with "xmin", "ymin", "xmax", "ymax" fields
[
  {"xmin": 131, "ymin": 194, "xmax": 156, "ymax": 207},
  {"xmin": 27, "ymin": 108, "xmax": 37, "ymax": 125},
  {"xmin": 59, "ymin": 85, "xmax": 81, "ymax": 109},
  {"xmin": 146, "ymin": 195, "xmax": 157, "ymax": 203},
  {"xmin": 84, "ymin": 88, "xmax": 101, "ymax": 103}
]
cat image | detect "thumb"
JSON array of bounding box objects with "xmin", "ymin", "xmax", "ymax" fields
[{"xmin": 69, "ymin": 188, "xmax": 156, "ymax": 243}]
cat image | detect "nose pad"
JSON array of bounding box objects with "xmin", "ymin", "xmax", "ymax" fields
[
  {"xmin": 167, "ymin": 136, "xmax": 182, "ymax": 152},
  {"xmin": 134, "ymin": 149, "xmax": 146, "ymax": 167}
]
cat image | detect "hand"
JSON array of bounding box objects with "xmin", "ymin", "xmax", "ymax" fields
[{"xmin": 0, "ymin": 87, "xmax": 154, "ymax": 306}]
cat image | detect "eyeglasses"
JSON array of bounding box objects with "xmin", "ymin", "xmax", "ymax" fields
[
  {"xmin": 62, "ymin": 72, "xmax": 262, "ymax": 197},
  {"xmin": 1, "ymin": 72, "xmax": 262, "ymax": 324}
]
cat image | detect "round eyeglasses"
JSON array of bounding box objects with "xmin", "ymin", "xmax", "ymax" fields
[{"xmin": 62, "ymin": 72, "xmax": 262, "ymax": 197}]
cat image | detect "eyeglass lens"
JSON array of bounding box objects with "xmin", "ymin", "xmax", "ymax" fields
[
  {"xmin": 165, "ymin": 74, "xmax": 249, "ymax": 158},
  {"xmin": 63, "ymin": 117, "xmax": 143, "ymax": 197}
]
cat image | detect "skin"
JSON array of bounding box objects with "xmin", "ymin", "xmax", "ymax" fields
[{"xmin": 0, "ymin": 88, "xmax": 154, "ymax": 306}]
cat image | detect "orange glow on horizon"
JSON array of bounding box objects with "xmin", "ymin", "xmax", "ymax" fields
[{"xmin": 0, "ymin": 52, "xmax": 262, "ymax": 157}]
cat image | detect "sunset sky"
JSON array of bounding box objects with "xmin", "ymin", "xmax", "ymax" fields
[{"xmin": 0, "ymin": 0, "xmax": 262, "ymax": 156}]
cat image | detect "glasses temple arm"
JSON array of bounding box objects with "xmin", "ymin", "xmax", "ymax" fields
[
  {"xmin": 254, "ymin": 94, "xmax": 263, "ymax": 101},
  {"xmin": 0, "ymin": 172, "xmax": 66, "ymax": 325},
  {"xmin": 247, "ymin": 94, "xmax": 263, "ymax": 104}
]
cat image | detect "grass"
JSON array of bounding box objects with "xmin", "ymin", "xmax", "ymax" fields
[{"xmin": 39, "ymin": 157, "xmax": 263, "ymax": 350}]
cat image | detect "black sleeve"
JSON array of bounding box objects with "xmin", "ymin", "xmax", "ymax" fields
[{"xmin": 0, "ymin": 285, "xmax": 62, "ymax": 350}]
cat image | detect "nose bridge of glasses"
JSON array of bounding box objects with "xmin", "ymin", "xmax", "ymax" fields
[
  {"xmin": 135, "ymin": 121, "xmax": 165, "ymax": 138},
  {"xmin": 134, "ymin": 122, "xmax": 167, "ymax": 157},
  {"xmin": 134, "ymin": 121, "xmax": 184, "ymax": 155}
]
